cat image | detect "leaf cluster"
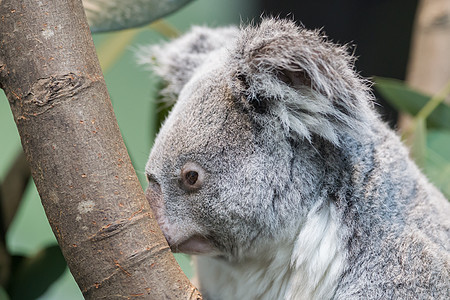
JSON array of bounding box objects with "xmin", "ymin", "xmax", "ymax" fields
[{"xmin": 375, "ymin": 78, "xmax": 450, "ymax": 198}]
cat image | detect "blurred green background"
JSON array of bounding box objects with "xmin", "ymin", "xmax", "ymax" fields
[{"xmin": 1, "ymin": 0, "xmax": 449, "ymax": 299}]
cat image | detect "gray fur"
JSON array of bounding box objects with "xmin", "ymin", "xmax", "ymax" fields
[{"xmin": 142, "ymin": 19, "xmax": 450, "ymax": 299}]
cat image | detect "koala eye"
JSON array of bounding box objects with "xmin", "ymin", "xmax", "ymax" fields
[
  {"xmin": 185, "ymin": 171, "xmax": 199, "ymax": 185},
  {"xmin": 180, "ymin": 162, "xmax": 205, "ymax": 192}
]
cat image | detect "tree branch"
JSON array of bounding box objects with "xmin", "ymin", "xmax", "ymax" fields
[{"xmin": 0, "ymin": 0, "xmax": 201, "ymax": 298}]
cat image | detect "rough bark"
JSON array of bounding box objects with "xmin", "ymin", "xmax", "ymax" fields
[{"xmin": 0, "ymin": 0, "xmax": 201, "ymax": 299}]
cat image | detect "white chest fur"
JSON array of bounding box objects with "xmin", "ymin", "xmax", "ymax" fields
[{"xmin": 195, "ymin": 202, "xmax": 346, "ymax": 300}]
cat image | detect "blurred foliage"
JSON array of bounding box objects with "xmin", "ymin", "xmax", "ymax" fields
[
  {"xmin": 7, "ymin": 245, "xmax": 66, "ymax": 300},
  {"xmin": 0, "ymin": 287, "xmax": 9, "ymax": 300},
  {"xmin": 375, "ymin": 78, "xmax": 450, "ymax": 130},
  {"xmin": 375, "ymin": 77, "xmax": 450, "ymax": 198}
]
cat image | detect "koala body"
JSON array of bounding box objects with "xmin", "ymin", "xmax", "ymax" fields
[{"xmin": 141, "ymin": 19, "xmax": 450, "ymax": 299}]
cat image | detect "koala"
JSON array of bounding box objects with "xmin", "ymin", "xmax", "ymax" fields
[{"xmin": 140, "ymin": 19, "xmax": 450, "ymax": 299}]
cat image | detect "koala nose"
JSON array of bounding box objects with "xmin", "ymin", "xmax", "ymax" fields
[{"xmin": 145, "ymin": 173, "xmax": 163, "ymax": 213}]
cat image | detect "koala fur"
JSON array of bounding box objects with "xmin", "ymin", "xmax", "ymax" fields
[{"xmin": 140, "ymin": 19, "xmax": 450, "ymax": 299}]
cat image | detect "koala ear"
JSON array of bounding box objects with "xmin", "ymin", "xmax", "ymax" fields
[
  {"xmin": 230, "ymin": 19, "xmax": 374, "ymax": 145},
  {"xmin": 138, "ymin": 26, "xmax": 239, "ymax": 102}
]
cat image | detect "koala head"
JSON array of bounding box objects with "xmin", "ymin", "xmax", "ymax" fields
[{"xmin": 142, "ymin": 19, "xmax": 374, "ymax": 260}]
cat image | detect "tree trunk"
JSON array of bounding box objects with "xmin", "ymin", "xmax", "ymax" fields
[{"xmin": 0, "ymin": 0, "xmax": 201, "ymax": 298}]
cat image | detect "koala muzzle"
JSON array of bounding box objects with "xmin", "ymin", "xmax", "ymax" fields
[
  {"xmin": 145, "ymin": 179, "xmax": 218, "ymax": 255},
  {"xmin": 170, "ymin": 235, "xmax": 217, "ymax": 255}
]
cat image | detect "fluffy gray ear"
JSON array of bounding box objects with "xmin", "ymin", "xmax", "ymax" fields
[
  {"xmin": 229, "ymin": 19, "xmax": 374, "ymax": 145},
  {"xmin": 138, "ymin": 25, "xmax": 239, "ymax": 102}
]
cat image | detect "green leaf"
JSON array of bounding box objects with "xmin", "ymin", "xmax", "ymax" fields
[
  {"xmin": 0, "ymin": 286, "xmax": 10, "ymax": 300},
  {"xmin": 0, "ymin": 151, "xmax": 31, "ymax": 233},
  {"xmin": 84, "ymin": 0, "xmax": 194, "ymax": 33},
  {"xmin": 374, "ymin": 77, "xmax": 450, "ymax": 130},
  {"xmin": 8, "ymin": 245, "xmax": 67, "ymax": 300},
  {"xmin": 425, "ymin": 130, "xmax": 450, "ymax": 199},
  {"xmin": 410, "ymin": 118, "xmax": 427, "ymax": 169}
]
